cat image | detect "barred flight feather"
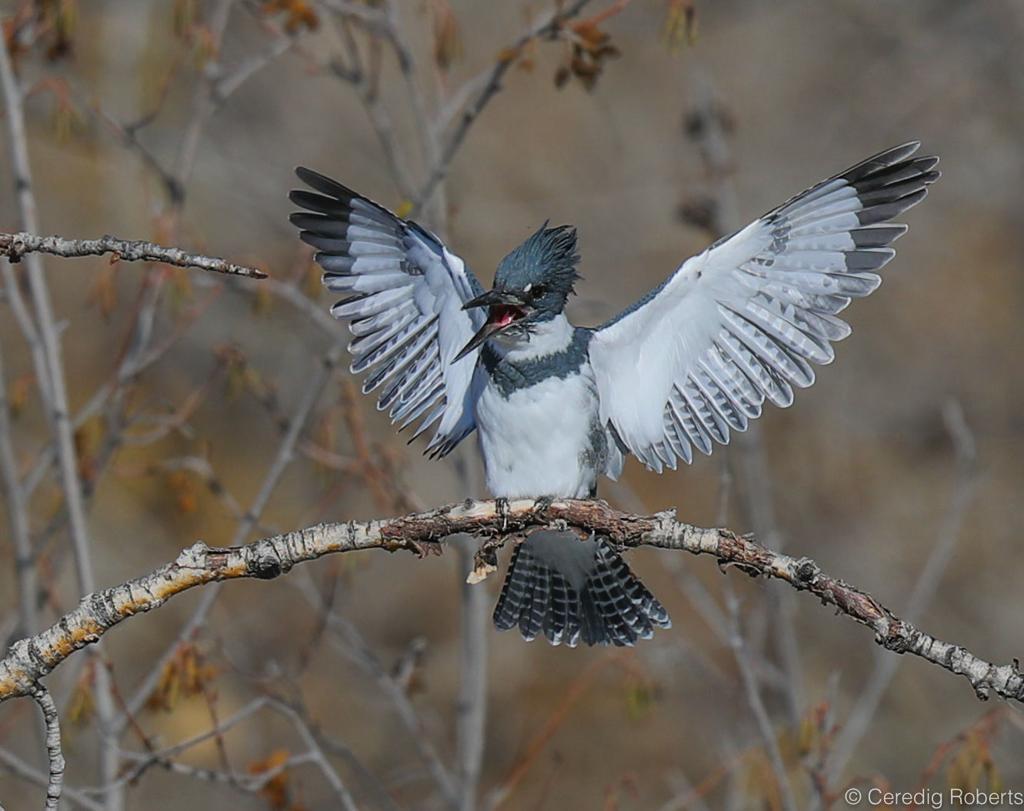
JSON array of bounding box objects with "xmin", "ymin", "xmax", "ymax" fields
[
  {"xmin": 590, "ymin": 142, "xmax": 938, "ymax": 472},
  {"xmin": 290, "ymin": 168, "xmax": 486, "ymax": 457}
]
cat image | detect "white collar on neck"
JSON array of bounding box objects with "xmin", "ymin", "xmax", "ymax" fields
[{"xmin": 494, "ymin": 313, "xmax": 574, "ymax": 363}]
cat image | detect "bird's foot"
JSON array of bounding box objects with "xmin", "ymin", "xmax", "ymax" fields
[
  {"xmin": 531, "ymin": 495, "xmax": 555, "ymax": 515},
  {"xmin": 494, "ymin": 497, "xmax": 510, "ymax": 531}
]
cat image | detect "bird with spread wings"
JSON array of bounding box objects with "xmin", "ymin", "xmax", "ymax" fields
[{"xmin": 290, "ymin": 142, "xmax": 938, "ymax": 646}]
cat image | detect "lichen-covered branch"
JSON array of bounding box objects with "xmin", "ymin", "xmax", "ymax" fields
[
  {"xmin": 1, "ymin": 499, "xmax": 1021, "ymax": 707},
  {"xmin": 0, "ymin": 232, "xmax": 267, "ymax": 279}
]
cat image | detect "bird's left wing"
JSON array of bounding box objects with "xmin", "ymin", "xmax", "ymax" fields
[
  {"xmin": 290, "ymin": 169, "xmax": 486, "ymax": 458},
  {"xmin": 588, "ymin": 142, "xmax": 939, "ymax": 472}
]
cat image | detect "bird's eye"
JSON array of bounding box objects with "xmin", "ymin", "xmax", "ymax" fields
[{"xmin": 530, "ymin": 285, "xmax": 547, "ymax": 300}]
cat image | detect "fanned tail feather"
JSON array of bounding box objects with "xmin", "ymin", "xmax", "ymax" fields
[{"xmin": 494, "ymin": 534, "xmax": 670, "ymax": 647}]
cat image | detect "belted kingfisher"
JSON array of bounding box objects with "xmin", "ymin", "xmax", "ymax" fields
[{"xmin": 290, "ymin": 142, "xmax": 938, "ymax": 646}]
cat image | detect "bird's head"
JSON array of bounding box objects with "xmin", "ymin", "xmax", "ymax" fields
[{"xmin": 455, "ymin": 223, "xmax": 580, "ymax": 360}]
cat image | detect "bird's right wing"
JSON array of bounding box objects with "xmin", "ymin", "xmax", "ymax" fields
[
  {"xmin": 290, "ymin": 170, "xmax": 486, "ymax": 457},
  {"xmin": 589, "ymin": 142, "xmax": 938, "ymax": 471}
]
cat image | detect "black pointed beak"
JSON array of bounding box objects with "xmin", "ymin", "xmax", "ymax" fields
[
  {"xmin": 453, "ymin": 327, "xmax": 494, "ymax": 362},
  {"xmin": 454, "ymin": 289, "xmax": 530, "ymax": 362},
  {"xmin": 461, "ymin": 289, "xmax": 526, "ymax": 311}
]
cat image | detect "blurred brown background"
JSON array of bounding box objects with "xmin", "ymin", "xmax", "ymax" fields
[{"xmin": 1, "ymin": 0, "xmax": 1023, "ymax": 809}]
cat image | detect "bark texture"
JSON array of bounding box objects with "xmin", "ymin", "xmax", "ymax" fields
[{"xmin": 1, "ymin": 499, "xmax": 1021, "ymax": 706}]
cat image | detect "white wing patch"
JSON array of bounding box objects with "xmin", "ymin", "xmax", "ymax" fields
[
  {"xmin": 589, "ymin": 142, "xmax": 939, "ymax": 472},
  {"xmin": 291, "ymin": 169, "xmax": 486, "ymax": 457}
]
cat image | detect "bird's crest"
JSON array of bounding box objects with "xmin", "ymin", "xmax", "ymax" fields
[{"xmin": 495, "ymin": 222, "xmax": 581, "ymax": 295}]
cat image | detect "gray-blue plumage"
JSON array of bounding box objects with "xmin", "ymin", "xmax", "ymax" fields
[
  {"xmin": 491, "ymin": 222, "xmax": 580, "ymax": 323},
  {"xmin": 290, "ymin": 141, "xmax": 938, "ymax": 647}
]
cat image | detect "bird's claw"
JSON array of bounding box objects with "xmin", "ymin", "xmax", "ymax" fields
[
  {"xmin": 495, "ymin": 497, "xmax": 510, "ymax": 531},
  {"xmin": 531, "ymin": 496, "xmax": 555, "ymax": 515}
]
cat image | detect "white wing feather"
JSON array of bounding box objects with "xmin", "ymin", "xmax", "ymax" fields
[
  {"xmin": 291, "ymin": 170, "xmax": 486, "ymax": 457},
  {"xmin": 589, "ymin": 142, "xmax": 939, "ymax": 472}
]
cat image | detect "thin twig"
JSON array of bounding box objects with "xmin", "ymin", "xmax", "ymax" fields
[
  {"xmin": 0, "ymin": 337, "xmax": 37, "ymax": 638},
  {"xmin": 327, "ymin": 612, "xmax": 461, "ymax": 806},
  {"xmin": 108, "ymin": 698, "xmax": 269, "ymax": 790},
  {"xmin": 318, "ymin": 4, "xmax": 417, "ymax": 200},
  {"xmin": 0, "ymin": 232, "xmax": 267, "ymax": 279},
  {"xmin": 267, "ymin": 699, "xmax": 362, "ymax": 811},
  {"xmin": 213, "ymin": 12, "xmax": 303, "ymax": 102},
  {"xmin": 412, "ymin": 0, "xmax": 598, "ymax": 215},
  {"xmin": 29, "ymin": 683, "xmax": 64, "ymax": 811},
  {"xmin": 173, "ymin": 0, "xmax": 235, "ymax": 186},
  {"xmin": 117, "ymin": 748, "xmax": 316, "ymax": 795},
  {"xmin": 287, "ymin": 692, "xmax": 405, "ymax": 811}
]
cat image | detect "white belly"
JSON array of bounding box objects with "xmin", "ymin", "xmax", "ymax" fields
[{"xmin": 475, "ymin": 370, "xmax": 600, "ymax": 499}]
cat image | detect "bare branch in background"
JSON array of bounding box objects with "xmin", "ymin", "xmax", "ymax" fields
[
  {"xmin": 119, "ymin": 344, "xmax": 344, "ymax": 725},
  {"xmin": 173, "ymin": 0, "xmax": 236, "ymax": 186},
  {"xmin": 264, "ymin": 699, "xmax": 362, "ymax": 811},
  {"xmin": 725, "ymin": 592, "xmax": 798, "ymax": 811},
  {"xmin": 326, "ymin": 612, "xmax": 461, "ymax": 806},
  {"xmin": 0, "ymin": 29, "xmax": 123, "ymax": 811},
  {"xmin": 824, "ymin": 399, "xmax": 980, "ymax": 781},
  {"xmin": 455, "ymin": 537, "xmax": 488, "ymax": 811},
  {"xmin": 0, "ymin": 232, "xmax": 268, "ymax": 279},
  {"xmin": 0, "ymin": 339, "xmax": 37, "ymax": 639},
  {"xmin": 0, "ymin": 745, "xmax": 104, "ymax": 811},
  {"xmin": 412, "ymin": 0, "xmax": 599, "ymax": 214},
  {"xmin": 682, "ymin": 67, "xmax": 808, "ymax": 791}
]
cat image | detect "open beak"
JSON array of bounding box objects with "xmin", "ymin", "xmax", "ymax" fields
[{"xmin": 454, "ymin": 289, "xmax": 530, "ymax": 361}]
